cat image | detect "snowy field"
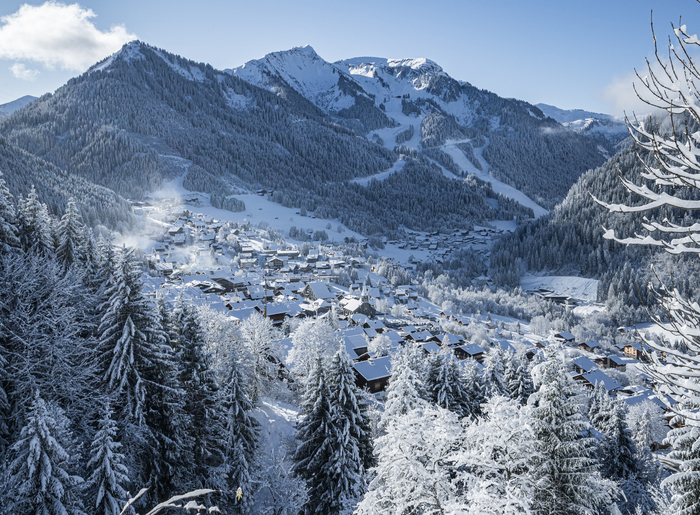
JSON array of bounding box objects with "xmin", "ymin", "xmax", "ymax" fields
[{"xmin": 520, "ymin": 275, "xmax": 600, "ymax": 303}]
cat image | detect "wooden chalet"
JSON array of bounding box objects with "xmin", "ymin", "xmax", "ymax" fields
[{"xmin": 354, "ymin": 356, "xmax": 392, "ymax": 393}]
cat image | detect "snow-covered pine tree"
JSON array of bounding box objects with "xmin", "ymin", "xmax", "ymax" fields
[
  {"xmin": 664, "ymin": 418, "xmax": 700, "ymax": 515},
  {"xmin": 16, "ymin": 185, "xmax": 53, "ymax": 254},
  {"xmin": 381, "ymin": 346, "xmax": 427, "ymax": 428},
  {"xmin": 292, "ymin": 356, "xmax": 340, "ymax": 515},
  {"xmin": 530, "ymin": 359, "xmax": 616, "ymax": 514},
  {"xmin": 5, "ymin": 392, "xmax": 84, "ymax": 515},
  {"xmin": 56, "ymin": 198, "xmax": 84, "ymax": 267},
  {"xmin": 508, "ymin": 354, "xmax": 534, "ymax": 405},
  {"xmin": 218, "ymin": 349, "xmax": 260, "ymax": 509},
  {"xmin": 588, "ymin": 380, "xmax": 613, "ymax": 433},
  {"xmin": 461, "ymin": 357, "xmax": 484, "ymax": 417},
  {"xmin": 481, "ymin": 347, "xmax": 508, "ymax": 399},
  {"xmin": 425, "ymin": 346, "xmax": 471, "ymax": 417},
  {"xmin": 83, "ymin": 404, "xmax": 130, "ymax": 515},
  {"xmin": 327, "ymin": 345, "xmax": 373, "ymax": 479},
  {"xmin": 98, "ymin": 246, "xmax": 167, "ymax": 424},
  {"xmin": 597, "ymin": 397, "xmax": 638, "ymax": 481},
  {"xmin": 173, "ymin": 298, "xmax": 222, "ymax": 488},
  {"xmin": 0, "ymin": 170, "xmax": 19, "ymax": 253}
]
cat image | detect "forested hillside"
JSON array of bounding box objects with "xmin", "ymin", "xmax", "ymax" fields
[
  {"xmin": 0, "ymin": 136, "xmax": 132, "ymax": 230},
  {"xmin": 490, "ymin": 119, "xmax": 700, "ymax": 323}
]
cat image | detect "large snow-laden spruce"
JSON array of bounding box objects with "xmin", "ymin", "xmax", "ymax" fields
[
  {"xmin": 356, "ymin": 404, "xmax": 463, "ymax": 515},
  {"xmin": 381, "ymin": 345, "xmax": 428, "ymax": 427},
  {"xmin": 529, "ymin": 359, "xmax": 616, "ymax": 515},
  {"xmin": 0, "ymin": 170, "xmax": 19, "ymax": 252},
  {"xmin": 425, "ymin": 346, "xmax": 472, "ymax": 417},
  {"xmin": 218, "ymin": 348, "xmax": 260, "ymax": 509},
  {"xmin": 173, "ymin": 297, "xmax": 222, "ymax": 488},
  {"xmin": 56, "ymin": 198, "xmax": 85, "ymax": 267},
  {"xmin": 664, "ymin": 418, "xmax": 700, "ymax": 515},
  {"xmin": 0, "ymin": 250, "xmax": 99, "ymax": 437},
  {"xmin": 16, "ymin": 185, "xmax": 54, "ymax": 254},
  {"xmin": 455, "ymin": 396, "xmax": 535, "ymax": 515},
  {"xmin": 327, "ymin": 345, "xmax": 374, "ymax": 473},
  {"xmin": 4, "ymin": 392, "xmax": 85, "ymax": 515},
  {"xmin": 507, "ymin": 353, "xmax": 534, "ymax": 405},
  {"xmin": 481, "ymin": 347, "xmax": 509, "ymax": 399},
  {"xmin": 292, "ymin": 356, "xmax": 341, "ymax": 515},
  {"xmin": 97, "ymin": 246, "xmax": 168, "ymax": 425},
  {"xmin": 83, "ymin": 404, "xmax": 129, "ymax": 515}
]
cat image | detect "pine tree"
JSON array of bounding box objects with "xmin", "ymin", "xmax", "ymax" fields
[
  {"xmin": 381, "ymin": 347, "xmax": 427, "ymax": 427},
  {"xmin": 508, "ymin": 355, "xmax": 534, "ymax": 405},
  {"xmin": 173, "ymin": 298, "xmax": 222, "ymax": 488},
  {"xmin": 292, "ymin": 356, "xmax": 339, "ymax": 515},
  {"xmin": 83, "ymin": 404, "xmax": 129, "ymax": 515},
  {"xmin": 597, "ymin": 397, "xmax": 638, "ymax": 481},
  {"xmin": 5, "ymin": 392, "xmax": 84, "ymax": 515},
  {"xmin": 530, "ymin": 359, "xmax": 616, "ymax": 514},
  {"xmin": 664, "ymin": 420, "xmax": 700, "ymax": 515},
  {"xmin": 0, "ymin": 170, "xmax": 19, "ymax": 252},
  {"xmin": 219, "ymin": 350, "xmax": 259, "ymax": 509},
  {"xmin": 16, "ymin": 185, "xmax": 53, "ymax": 254},
  {"xmin": 56, "ymin": 198, "xmax": 84, "ymax": 267},
  {"xmin": 588, "ymin": 380, "xmax": 612, "ymax": 433},
  {"xmin": 97, "ymin": 246, "xmax": 167, "ymax": 424},
  {"xmin": 481, "ymin": 347, "xmax": 508, "ymax": 399},
  {"xmin": 425, "ymin": 347, "xmax": 471, "ymax": 417},
  {"xmin": 461, "ymin": 357, "xmax": 484, "ymax": 417},
  {"xmin": 327, "ymin": 345, "xmax": 373, "ymax": 480}
]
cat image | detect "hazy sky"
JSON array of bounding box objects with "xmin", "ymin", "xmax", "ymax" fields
[{"xmin": 0, "ymin": 0, "xmax": 698, "ymax": 116}]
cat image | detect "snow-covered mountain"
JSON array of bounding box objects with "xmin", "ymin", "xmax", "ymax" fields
[
  {"xmin": 229, "ymin": 48, "xmax": 608, "ymax": 211},
  {"xmin": 0, "ymin": 95, "xmax": 37, "ymax": 118},
  {"xmin": 536, "ymin": 103, "xmax": 629, "ymax": 154}
]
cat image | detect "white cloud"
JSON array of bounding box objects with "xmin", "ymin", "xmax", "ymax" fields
[
  {"xmin": 10, "ymin": 62, "xmax": 40, "ymax": 81},
  {"xmin": 603, "ymin": 71, "xmax": 655, "ymax": 119},
  {"xmin": 0, "ymin": 1, "xmax": 137, "ymax": 71}
]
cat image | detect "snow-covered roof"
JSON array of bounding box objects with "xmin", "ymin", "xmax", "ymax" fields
[
  {"xmin": 354, "ymin": 356, "xmax": 392, "ymax": 381},
  {"xmin": 582, "ymin": 370, "xmax": 621, "ymax": 392},
  {"xmin": 572, "ymin": 356, "xmax": 597, "ymax": 373},
  {"xmin": 459, "ymin": 343, "xmax": 485, "ymax": 356},
  {"xmin": 308, "ymin": 281, "xmax": 334, "ymax": 300}
]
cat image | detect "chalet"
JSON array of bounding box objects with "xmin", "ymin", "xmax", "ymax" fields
[
  {"xmin": 341, "ymin": 297, "xmax": 376, "ymax": 318},
  {"xmin": 578, "ymin": 369, "xmax": 621, "ymax": 392},
  {"xmin": 554, "ymin": 331, "xmax": 576, "ymax": 343},
  {"xmin": 354, "ymin": 356, "xmax": 392, "ymax": 393},
  {"xmin": 571, "ymin": 356, "xmax": 597, "ymax": 375},
  {"xmin": 264, "ymin": 303, "xmax": 290, "ymax": 326},
  {"xmin": 579, "ymin": 340, "xmax": 602, "ymax": 353},
  {"xmin": 421, "ymin": 341, "xmax": 443, "ymax": 355},
  {"xmin": 455, "ymin": 343, "xmax": 486, "ymax": 363},
  {"xmin": 441, "ymin": 333, "xmax": 465, "ymax": 347},
  {"xmin": 622, "ymin": 343, "xmax": 645, "ymax": 361},
  {"xmin": 247, "ymin": 285, "xmax": 264, "ymax": 300},
  {"xmin": 344, "ymin": 334, "xmax": 369, "ymax": 361},
  {"xmin": 302, "ymin": 281, "xmax": 334, "ymax": 302}
]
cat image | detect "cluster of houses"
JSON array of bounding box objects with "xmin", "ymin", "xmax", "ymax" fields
[{"xmin": 129, "ymin": 197, "xmax": 674, "ymax": 445}]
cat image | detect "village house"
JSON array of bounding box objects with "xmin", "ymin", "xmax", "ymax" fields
[{"xmin": 354, "ymin": 356, "xmax": 392, "ymax": 393}]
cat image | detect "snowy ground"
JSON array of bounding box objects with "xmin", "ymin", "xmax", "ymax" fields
[{"xmin": 520, "ymin": 275, "xmax": 600, "ymax": 303}]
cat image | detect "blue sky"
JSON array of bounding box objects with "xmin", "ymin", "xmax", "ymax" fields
[{"xmin": 0, "ymin": 0, "xmax": 698, "ymax": 116}]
